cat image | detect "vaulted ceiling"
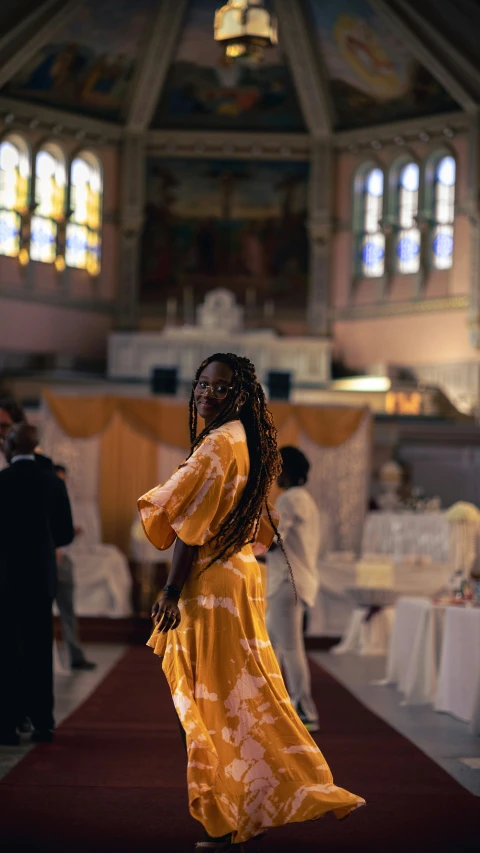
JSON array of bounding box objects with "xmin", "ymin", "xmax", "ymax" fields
[{"xmin": 0, "ymin": 0, "xmax": 477, "ymax": 139}]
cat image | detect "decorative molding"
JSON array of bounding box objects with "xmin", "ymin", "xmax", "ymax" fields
[
  {"xmin": 146, "ymin": 130, "xmax": 311, "ymax": 160},
  {"xmin": 0, "ymin": 0, "xmax": 83, "ymax": 90},
  {"xmin": 273, "ymin": 0, "xmax": 332, "ymax": 139},
  {"xmin": 0, "ymin": 97, "xmax": 122, "ymax": 142},
  {"xmin": 392, "ymin": 0, "xmax": 480, "ymax": 100},
  {"xmin": 0, "ymin": 0, "xmax": 61, "ymax": 54},
  {"xmin": 0, "ymin": 286, "xmax": 114, "ymax": 314},
  {"xmin": 368, "ymin": 0, "xmax": 476, "ymax": 112},
  {"xmin": 334, "ymin": 111, "xmax": 468, "ymax": 152},
  {"xmin": 126, "ymin": 0, "xmax": 188, "ymax": 132},
  {"xmin": 332, "ymin": 295, "xmax": 469, "ymax": 322}
]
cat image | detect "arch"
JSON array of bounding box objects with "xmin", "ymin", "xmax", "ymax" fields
[
  {"xmin": 352, "ymin": 160, "xmax": 385, "ymax": 278},
  {"xmin": 30, "ymin": 141, "xmax": 66, "ymax": 264},
  {"xmin": 65, "ymin": 150, "xmax": 103, "ymax": 275},
  {"xmin": 0, "ymin": 134, "xmax": 30, "ymax": 258},
  {"xmin": 389, "ymin": 156, "xmax": 421, "ymax": 275},
  {"xmin": 424, "ymin": 149, "xmax": 456, "ymax": 271}
]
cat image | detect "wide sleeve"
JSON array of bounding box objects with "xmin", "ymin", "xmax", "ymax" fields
[
  {"xmin": 252, "ymin": 500, "xmax": 280, "ymax": 556},
  {"xmin": 138, "ymin": 432, "xmax": 235, "ymax": 550}
]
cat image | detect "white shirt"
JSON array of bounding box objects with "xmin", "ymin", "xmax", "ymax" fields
[{"xmin": 266, "ymin": 486, "xmax": 321, "ymax": 608}]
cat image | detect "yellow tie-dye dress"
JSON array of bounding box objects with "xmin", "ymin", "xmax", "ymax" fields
[{"xmin": 138, "ymin": 420, "xmax": 364, "ymax": 843}]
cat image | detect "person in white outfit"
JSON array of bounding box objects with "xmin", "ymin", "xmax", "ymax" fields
[{"xmin": 265, "ymin": 446, "xmax": 321, "ymax": 732}]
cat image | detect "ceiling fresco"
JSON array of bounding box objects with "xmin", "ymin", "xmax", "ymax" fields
[
  {"xmin": 306, "ymin": 0, "xmax": 458, "ymax": 131},
  {"xmin": 1, "ymin": 0, "xmax": 157, "ymax": 122},
  {"xmin": 150, "ymin": 0, "xmax": 306, "ymax": 132}
]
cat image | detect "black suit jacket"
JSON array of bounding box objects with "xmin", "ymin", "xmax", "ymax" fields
[{"xmin": 0, "ymin": 460, "xmax": 74, "ymax": 598}]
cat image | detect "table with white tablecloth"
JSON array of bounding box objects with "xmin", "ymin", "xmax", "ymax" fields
[
  {"xmin": 312, "ymin": 511, "xmax": 453, "ymax": 640},
  {"xmin": 315, "ymin": 555, "xmax": 451, "ymax": 646},
  {"xmin": 435, "ymin": 606, "xmax": 480, "ymax": 735},
  {"xmin": 383, "ymin": 598, "xmax": 445, "ymax": 704},
  {"xmin": 381, "ymin": 597, "xmax": 480, "ymax": 733}
]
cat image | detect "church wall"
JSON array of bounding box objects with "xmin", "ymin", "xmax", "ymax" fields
[
  {"xmin": 0, "ymin": 127, "xmax": 118, "ymax": 357},
  {"xmin": 0, "ymin": 298, "xmax": 111, "ymax": 358},
  {"xmin": 334, "ymin": 309, "xmax": 472, "ymax": 370},
  {"xmin": 331, "ymin": 134, "xmax": 473, "ymax": 370}
]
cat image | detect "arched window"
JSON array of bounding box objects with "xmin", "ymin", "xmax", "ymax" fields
[
  {"xmin": 355, "ymin": 166, "xmax": 385, "ymax": 278},
  {"xmin": 431, "ymin": 155, "xmax": 455, "ymax": 270},
  {"xmin": 30, "ymin": 145, "xmax": 66, "ymax": 264},
  {"xmin": 396, "ymin": 162, "xmax": 420, "ymax": 274},
  {"xmin": 0, "ymin": 135, "xmax": 29, "ymax": 258},
  {"xmin": 66, "ymin": 153, "xmax": 102, "ymax": 275}
]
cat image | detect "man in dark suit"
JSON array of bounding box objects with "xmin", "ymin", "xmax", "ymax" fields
[{"xmin": 0, "ymin": 424, "xmax": 74, "ymax": 745}]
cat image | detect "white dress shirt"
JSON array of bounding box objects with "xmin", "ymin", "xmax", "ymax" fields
[{"xmin": 266, "ymin": 486, "xmax": 321, "ymax": 608}]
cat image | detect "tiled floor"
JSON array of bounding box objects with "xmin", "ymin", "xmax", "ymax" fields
[
  {"xmin": 0, "ymin": 643, "xmax": 126, "ymax": 782},
  {"xmin": 311, "ymin": 651, "xmax": 480, "ymax": 796}
]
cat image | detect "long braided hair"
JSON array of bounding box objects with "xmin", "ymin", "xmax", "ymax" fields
[{"xmin": 189, "ymin": 352, "xmax": 297, "ymax": 601}]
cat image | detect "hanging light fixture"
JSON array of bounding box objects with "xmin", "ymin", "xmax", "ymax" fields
[{"xmin": 214, "ymin": 0, "xmax": 278, "ymax": 63}]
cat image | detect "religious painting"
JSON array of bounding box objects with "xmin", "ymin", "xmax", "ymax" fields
[
  {"xmin": 150, "ymin": 0, "xmax": 305, "ymax": 132},
  {"xmin": 1, "ymin": 0, "xmax": 157, "ymax": 121},
  {"xmin": 140, "ymin": 157, "xmax": 309, "ymax": 321},
  {"xmin": 306, "ymin": 0, "xmax": 458, "ymax": 130}
]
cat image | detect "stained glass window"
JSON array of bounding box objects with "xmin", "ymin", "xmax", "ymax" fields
[
  {"xmin": 66, "ymin": 154, "xmax": 102, "ymax": 275},
  {"xmin": 30, "ymin": 147, "xmax": 66, "ymax": 264},
  {"xmin": 358, "ymin": 167, "xmax": 385, "ymax": 278},
  {"xmin": 0, "ymin": 137, "xmax": 29, "ymax": 258},
  {"xmin": 396, "ymin": 162, "xmax": 420, "ymax": 274},
  {"xmin": 432, "ymin": 155, "xmax": 455, "ymax": 270}
]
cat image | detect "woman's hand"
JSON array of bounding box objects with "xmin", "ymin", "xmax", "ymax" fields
[{"xmin": 152, "ymin": 596, "xmax": 181, "ymax": 633}]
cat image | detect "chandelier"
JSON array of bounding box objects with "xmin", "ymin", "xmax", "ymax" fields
[{"xmin": 214, "ymin": 0, "xmax": 278, "ymax": 63}]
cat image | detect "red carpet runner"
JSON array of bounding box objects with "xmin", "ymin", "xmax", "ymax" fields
[{"xmin": 0, "ymin": 647, "xmax": 477, "ymax": 852}]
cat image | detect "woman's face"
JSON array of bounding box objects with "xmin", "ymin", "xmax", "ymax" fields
[{"xmin": 194, "ymin": 361, "xmax": 235, "ymax": 427}]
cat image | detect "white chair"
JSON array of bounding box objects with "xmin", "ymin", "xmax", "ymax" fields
[{"xmin": 67, "ymin": 500, "xmax": 133, "ymax": 617}]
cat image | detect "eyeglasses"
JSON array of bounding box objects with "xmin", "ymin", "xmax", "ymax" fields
[{"xmin": 193, "ymin": 380, "xmax": 234, "ymax": 400}]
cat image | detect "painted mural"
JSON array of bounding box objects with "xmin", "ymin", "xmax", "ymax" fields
[
  {"xmin": 140, "ymin": 157, "xmax": 309, "ymax": 319},
  {"xmin": 150, "ymin": 0, "xmax": 305, "ymax": 132},
  {"xmin": 307, "ymin": 0, "xmax": 457, "ymax": 130},
  {"xmin": 1, "ymin": 0, "xmax": 157, "ymax": 121}
]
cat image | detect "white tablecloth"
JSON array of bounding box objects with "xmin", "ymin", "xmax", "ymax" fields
[
  {"xmin": 384, "ymin": 598, "xmax": 445, "ymax": 704},
  {"xmin": 435, "ymin": 606, "xmax": 480, "ymax": 734},
  {"xmin": 316, "ymin": 555, "xmax": 451, "ymax": 639}
]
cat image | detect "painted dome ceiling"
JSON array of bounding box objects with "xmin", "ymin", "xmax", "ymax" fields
[{"xmin": 1, "ymin": 0, "xmax": 476, "ymax": 134}]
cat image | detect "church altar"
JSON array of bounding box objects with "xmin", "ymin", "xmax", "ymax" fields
[{"xmin": 108, "ymin": 290, "xmax": 330, "ymax": 388}]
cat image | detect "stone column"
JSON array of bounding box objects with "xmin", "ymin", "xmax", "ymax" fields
[
  {"xmin": 115, "ymin": 133, "xmax": 145, "ymax": 331},
  {"xmin": 468, "ymin": 110, "xmax": 480, "ymax": 349},
  {"xmin": 307, "ymin": 140, "xmax": 333, "ymax": 337}
]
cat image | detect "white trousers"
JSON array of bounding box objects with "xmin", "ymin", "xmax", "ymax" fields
[{"xmin": 266, "ymin": 580, "xmax": 319, "ymax": 724}]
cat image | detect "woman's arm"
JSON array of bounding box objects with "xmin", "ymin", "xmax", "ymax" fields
[{"xmin": 152, "ymin": 537, "xmax": 197, "ymax": 633}]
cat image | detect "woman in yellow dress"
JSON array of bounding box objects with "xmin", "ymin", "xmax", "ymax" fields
[{"xmin": 138, "ymin": 353, "xmax": 364, "ymax": 851}]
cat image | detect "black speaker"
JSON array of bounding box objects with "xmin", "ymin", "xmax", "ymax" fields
[
  {"xmin": 267, "ymin": 370, "xmax": 291, "ymax": 401},
  {"xmin": 151, "ymin": 367, "xmax": 178, "ymax": 395}
]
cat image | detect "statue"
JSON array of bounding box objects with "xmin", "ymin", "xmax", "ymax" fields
[{"xmin": 196, "ymin": 288, "xmax": 244, "ymax": 334}]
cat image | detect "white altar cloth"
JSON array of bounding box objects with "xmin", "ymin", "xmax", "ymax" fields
[
  {"xmin": 383, "ymin": 598, "xmax": 445, "ymax": 704},
  {"xmin": 435, "ymin": 606, "xmax": 480, "ymax": 734}
]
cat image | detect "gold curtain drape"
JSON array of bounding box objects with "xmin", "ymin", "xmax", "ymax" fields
[
  {"xmin": 99, "ymin": 413, "xmax": 158, "ymax": 555},
  {"xmin": 43, "ymin": 391, "xmax": 366, "ymax": 449},
  {"xmin": 43, "ymin": 392, "xmax": 369, "ymax": 553}
]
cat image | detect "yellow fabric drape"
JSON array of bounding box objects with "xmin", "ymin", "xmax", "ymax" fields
[
  {"xmin": 44, "ymin": 391, "xmax": 368, "ymax": 449},
  {"xmin": 43, "ymin": 391, "xmax": 369, "ymax": 554},
  {"xmin": 99, "ymin": 413, "xmax": 158, "ymax": 554}
]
